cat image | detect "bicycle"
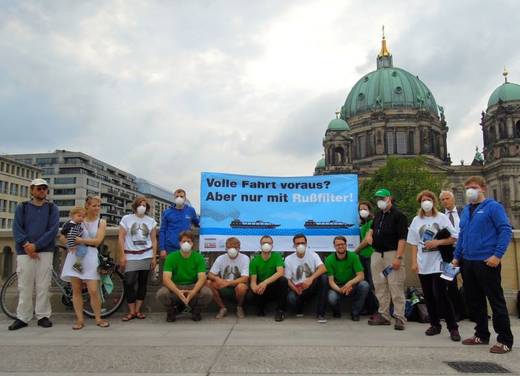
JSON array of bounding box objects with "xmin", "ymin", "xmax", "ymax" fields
[{"xmin": 1, "ymin": 246, "xmax": 125, "ymax": 320}]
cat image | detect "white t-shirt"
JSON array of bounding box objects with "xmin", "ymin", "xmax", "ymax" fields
[
  {"xmin": 284, "ymin": 250, "xmax": 323, "ymax": 284},
  {"xmin": 407, "ymin": 213, "xmax": 458, "ymax": 275},
  {"xmin": 210, "ymin": 253, "xmax": 250, "ymax": 281},
  {"xmin": 120, "ymin": 214, "xmax": 157, "ymax": 260}
]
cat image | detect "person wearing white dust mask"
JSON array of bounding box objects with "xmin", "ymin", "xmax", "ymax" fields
[
  {"xmin": 119, "ymin": 197, "xmax": 158, "ymax": 322},
  {"xmin": 250, "ymin": 235, "xmax": 288, "ymax": 322},
  {"xmin": 407, "ymin": 190, "xmax": 460, "ymax": 341},
  {"xmin": 207, "ymin": 237, "xmax": 249, "ymax": 319},
  {"xmin": 284, "ymin": 234, "xmax": 327, "ymax": 322},
  {"xmin": 158, "ymin": 188, "xmax": 199, "ymax": 260},
  {"xmin": 365, "ymin": 188, "xmax": 408, "ymax": 330},
  {"xmin": 156, "ymin": 231, "xmax": 212, "ymax": 322},
  {"xmin": 453, "ymin": 176, "xmax": 513, "ymax": 353}
]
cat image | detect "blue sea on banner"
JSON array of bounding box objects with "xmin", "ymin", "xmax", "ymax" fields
[{"xmin": 200, "ymin": 172, "xmax": 359, "ymax": 236}]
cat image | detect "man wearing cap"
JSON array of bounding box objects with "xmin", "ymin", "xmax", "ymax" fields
[
  {"xmin": 9, "ymin": 179, "xmax": 60, "ymax": 330},
  {"xmin": 365, "ymin": 188, "xmax": 408, "ymax": 330}
]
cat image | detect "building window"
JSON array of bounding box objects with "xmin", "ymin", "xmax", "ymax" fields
[
  {"xmin": 334, "ymin": 146, "xmax": 345, "ymax": 165},
  {"xmin": 9, "ymin": 201, "xmax": 17, "ymax": 213},
  {"xmin": 55, "ymin": 177, "xmax": 77, "ymax": 184},
  {"xmin": 386, "ymin": 131, "xmax": 395, "ymax": 154},
  {"xmin": 516, "ymin": 121, "xmax": 520, "ymax": 138},
  {"xmin": 408, "ymin": 131, "xmax": 414, "ymax": 154},
  {"xmin": 53, "ymin": 188, "xmax": 76, "ymax": 195},
  {"xmin": 53, "ymin": 199, "xmax": 76, "ymax": 206},
  {"xmin": 87, "ymin": 178, "xmax": 100, "ymax": 188},
  {"xmin": 35, "ymin": 158, "xmax": 57, "ymax": 165},
  {"xmin": 10, "ymin": 184, "xmax": 18, "ymax": 196},
  {"xmin": 358, "ymin": 135, "xmax": 366, "ymax": 159},
  {"xmin": 396, "ymin": 131, "xmax": 407, "ymax": 154}
]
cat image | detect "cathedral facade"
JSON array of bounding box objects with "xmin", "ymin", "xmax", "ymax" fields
[{"xmin": 315, "ymin": 35, "xmax": 520, "ymax": 228}]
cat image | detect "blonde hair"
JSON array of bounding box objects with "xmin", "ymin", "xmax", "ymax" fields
[
  {"xmin": 85, "ymin": 195, "xmax": 101, "ymax": 208},
  {"xmin": 416, "ymin": 190, "xmax": 439, "ymax": 218},
  {"xmin": 69, "ymin": 206, "xmax": 86, "ymax": 216}
]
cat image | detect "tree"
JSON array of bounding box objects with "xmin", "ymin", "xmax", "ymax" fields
[{"xmin": 359, "ymin": 157, "xmax": 447, "ymax": 222}]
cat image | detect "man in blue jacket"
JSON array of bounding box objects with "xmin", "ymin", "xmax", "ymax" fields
[
  {"xmin": 9, "ymin": 179, "xmax": 60, "ymax": 331},
  {"xmin": 453, "ymin": 176, "xmax": 513, "ymax": 354},
  {"xmin": 159, "ymin": 189, "xmax": 199, "ymax": 258}
]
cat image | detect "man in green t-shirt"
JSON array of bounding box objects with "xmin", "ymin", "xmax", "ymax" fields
[
  {"xmin": 325, "ymin": 236, "xmax": 369, "ymax": 321},
  {"xmin": 156, "ymin": 231, "xmax": 211, "ymax": 322},
  {"xmin": 250, "ymin": 235, "xmax": 288, "ymax": 321}
]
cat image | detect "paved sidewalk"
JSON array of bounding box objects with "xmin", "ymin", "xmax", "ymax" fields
[{"xmin": 1, "ymin": 313, "xmax": 519, "ymax": 376}]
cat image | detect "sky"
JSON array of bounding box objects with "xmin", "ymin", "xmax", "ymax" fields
[{"xmin": 1, "ymin": 0, "xmax": 519, "ymax": 209}]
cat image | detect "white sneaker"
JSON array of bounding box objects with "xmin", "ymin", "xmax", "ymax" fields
[
  {"xmin": 215, "ymin": 307, "xmax": 227, "ymax": 319},
  {"xmin": 317, "ymin": 315, "xmax": 327, "ymax": 323}
]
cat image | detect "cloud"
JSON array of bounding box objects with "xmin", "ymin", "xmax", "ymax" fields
[{"xmin": 0, "ymin": 0, "xmax": 519, "ymax": 209}]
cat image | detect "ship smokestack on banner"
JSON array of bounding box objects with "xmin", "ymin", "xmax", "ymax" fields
[{"xmin": 200, "ymin": 172, "xmax": 359, "ymax": 253}]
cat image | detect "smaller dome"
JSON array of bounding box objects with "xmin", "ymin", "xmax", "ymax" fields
[
  {"xmin": 488, "ymin": 82, "xmax": 520, "ymax": 108},
  {"xmin": 327, "ymin": 118, "xmax": 350, "ymax": 131},
  {"xmin": 315, "ymin": 158, "xmax": 325, "ymax": 169}
]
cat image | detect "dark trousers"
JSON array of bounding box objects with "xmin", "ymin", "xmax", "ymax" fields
[
  {"xmin": 446, "ymin": 279, "xmax": 465, "ymax": 320},
  {"xmin": 359, "ymin": 255, "xmax": 379, "ymax": 314},
  {"xmin": 125, "ymin": 270, "xmax": 150, "ymax": 304},
  {"xmin": 462, "ymin": 260, "xmax": 513, "ymax": 347},
  {"xmin": 287, "ymin": 274, "xmax": 328, "ymax": 316},
  {"xmin": 418, "ymin": 273, "xmax": 458, "ymax": 330},
  {"xmin": 252, "ymin": 277, "xmax": 288, "ymax": 312}
]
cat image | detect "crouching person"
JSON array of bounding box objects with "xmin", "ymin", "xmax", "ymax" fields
[
  {"xmin": 156, "ymin": 231, "xmax": 211, "ymax": 322},
  {"xmin": 207, "ymin": 237, "xmax": 249, "ymax": 319},
  {"xmin": 326, "ymin": 236, "xmax": 369, "ymax": 321}
]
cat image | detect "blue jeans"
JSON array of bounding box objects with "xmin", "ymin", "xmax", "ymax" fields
[
  {"xmin": 287, "ymin": 274, "xmax": 328, "ymax": 316},
  {"xmin": 75, "ymin": 244, "xmax": 88, "ymax": 258},
  {"xmin": 327, "ymin": 280, "xmax": 370, "ymax": 316}
]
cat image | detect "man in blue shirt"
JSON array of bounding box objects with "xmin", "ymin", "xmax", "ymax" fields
[
  {"xmin": 159, "ymin": 189, "xmax": 199, "ymax": 258},
  {"xmin": 9, "ymin": 179, "xmax": 60, "ymax": 331},
  {"xmin": 453, "ymin": 176, "xmax": 513, "ymax": 354}
]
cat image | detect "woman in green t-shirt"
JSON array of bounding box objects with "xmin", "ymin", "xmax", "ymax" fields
[{"xmin": 354, "ymin": 201, "xmax": 378, "ymax": 315}]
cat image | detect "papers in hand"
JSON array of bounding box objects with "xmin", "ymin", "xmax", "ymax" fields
[{"xmin": 440, "ymin": 261, "xmax": 460, "ymax": 281}]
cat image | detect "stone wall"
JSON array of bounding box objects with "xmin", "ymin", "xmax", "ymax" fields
[{"xmin": 1, "ymin": 228, "xmax": 519, "ymax": 314}]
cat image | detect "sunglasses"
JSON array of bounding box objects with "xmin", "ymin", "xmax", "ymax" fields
[{"xmin": 35, "ymin": 186, "xmax": 48, "ymax": 191}]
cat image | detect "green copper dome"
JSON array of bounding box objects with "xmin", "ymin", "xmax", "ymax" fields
[
  {"xmin": 341, "ymin": 67, "xmax": 439, "ymax": 119},
  {"xmin": 487, "ymin": 82, "xmax": 520, "ymax": 108},
  {"xmin": 327, "ymin": 117, "xmax": 350, "ymax": 131},
  {"xmin": 315, "ymin": 158, "xmax": 325, "ymax": 169}
]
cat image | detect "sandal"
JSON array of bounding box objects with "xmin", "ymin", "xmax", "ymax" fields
[
  {"xmin": 121, "ymin": 313, "xmax": 136, "ymax": 322},
  {"xmin": 135, "ymin": 312, "xmax": 146, "ymax": 320},
  {"xmin": 96, "ymin": 320, "xmax": 110, "ymax": 328},
  {"xmin": 72, "ymin": 322, "xmax": 84, "ymax": 330}
]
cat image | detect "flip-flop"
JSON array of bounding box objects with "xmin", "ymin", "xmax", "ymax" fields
[
  {"xmin": 121, "ymin": 313, "xmax": 136, "ymax": 322},
  {"xmin": 135, "ymin": 312, "xmax": 146, "ymax": 320},
  {"xmin": 72, "ymin": 322, "xmax": 84, "ymax": 330},
  {"xmin": 96, "ymin": 320, "xmax": 110, "ymax": 328}
]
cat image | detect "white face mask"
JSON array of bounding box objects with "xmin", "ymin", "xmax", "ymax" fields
[
  {"xmin": 359, "ymin": 209, "xmax": 370, "ymax": 219},
  {"xmin": 295, "ymin": 244, "xmax": 306, "ymax": 255},
  {"xmin": 180, "ymin": 241, "xmax": 192, "ymax": 253},
  {"xmin": 136, "ymin": 205, "xmax": 146, "ymax": 216},
  {"xmin": 174, "ymin": 197, "xmax": 185, "ymax": 206},
  {"xmin": 421, "ymin": 200, "xmax": 433, "ymax": 212},
  {"xmin": 466, "ymin": 188, "xmax": 479, "ymax": 202},
  {"xmin": 261, "ymin": 243, "xmax": 272, "ymax": 252},
  {"xmin": 377, "ymin": 199, "xmax": 388, "ymax": 210},
  {"xmin": 227, "ymin": 247, "xmax": 238, "ymax": 258}
]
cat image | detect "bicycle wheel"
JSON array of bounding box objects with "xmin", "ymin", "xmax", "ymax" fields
[
  {"xmin": 0, "ymin": 272, "xmax": 20, "ymax": 320},
  {"xmin": 82, "ymin": 270, "xmax": 125, "ymax": 318}
]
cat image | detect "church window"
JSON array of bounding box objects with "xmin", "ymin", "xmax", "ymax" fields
[
  {"xmin": 515, "ymin": 121, "xmax": 520, "ymax": 137},
  {"xmin": 489, "ymin": 125, "xmax": 496, "ymax": 143},
  {"xmin": 334, "ymin": 147, "xmax": 345, "ymax": 165},
  {"xmin": 408, "ymin": 131, "xmax": 415, "ymax": 154},
  {"xmin": 499, "ymin": 120, "xmax": 507, "ymax": 139},
  {"xmin": 358, "ymin": 135, "xmax": 366, "ymax": 158},
  {"xmin": 386, "ymin": 131, "xmax": 395, "ymax": 154},
  {"xmin": 368, "ymin": 132, "xmax": 375, "ymax": 155},
  {"xmin": 396, "ymin": 131, "xmax": 407, "ymax": 154}
]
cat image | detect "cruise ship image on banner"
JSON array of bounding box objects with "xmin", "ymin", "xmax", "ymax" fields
[
  {"xmin": 304, "ymin": 220, "xmax": 354, "ymax": 229},
  {"xmin": 229, "ymin": 219, "xmax": 281, "ymax": 229}
]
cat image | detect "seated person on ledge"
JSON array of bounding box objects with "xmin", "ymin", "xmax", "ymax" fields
[
  {"xmin": 285, "ymin": 233, "xmax": 328, "ymax": 323},
  {"xmin": 207, "ymin": 236, "xmax": 249, "ymax": 319},
  {"xmin": 250, "ymin": 235, "xmax": 288, "ymax": 322},
  {"xmin": 156, "ymin": 231, "xmax": 211, "ymax": 322},
  {"xmin": 325, "ymin": 236, "xmax": 369, "ymax": 321}
]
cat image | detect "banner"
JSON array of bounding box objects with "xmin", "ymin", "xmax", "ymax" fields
[{"xmin": 200, "ymin": 172, "xmax": 359, "ymax": 252}]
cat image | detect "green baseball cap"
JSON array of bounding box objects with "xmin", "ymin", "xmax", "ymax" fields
[{"xmin": 374, "ymin": 188, "xmax": 391, "ymax": 198}]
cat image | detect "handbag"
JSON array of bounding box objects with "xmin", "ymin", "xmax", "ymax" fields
[{"xmin": 435, "ymin": 228, "xmax": 454, "ymax": 262}]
